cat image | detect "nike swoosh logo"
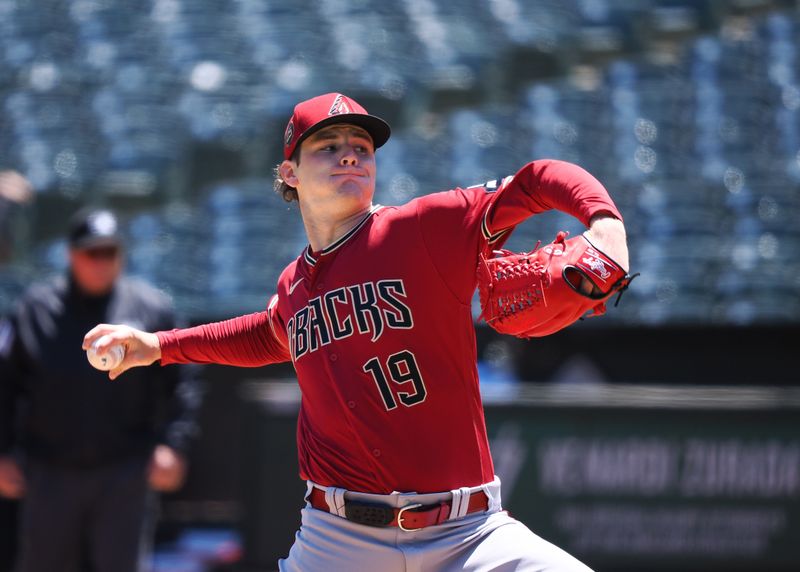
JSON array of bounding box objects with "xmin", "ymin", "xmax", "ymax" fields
[{"xmin": 289, "ymin": 277, "xmax": 305, "ymax": 295}]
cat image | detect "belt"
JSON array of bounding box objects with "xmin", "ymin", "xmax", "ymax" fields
[{"xmin": 308, "ymin": 486, "xmax": 489, "ymax": 531}]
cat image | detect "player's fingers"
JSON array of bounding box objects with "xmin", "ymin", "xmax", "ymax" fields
[
  {"xmin": 83, "ymin": 325, "xmax": 134, "ymax": 353},
  {"xmin": 565, "ymin": 269, "xmax": 602, "ymax": 298},
  {"xmin": 108, "ymin": 360, "xmax": 133, "ymax": 381},
  {"xmin": 578, "ymin": 276, "xmax": 597, "ymax": 297},
  {"xmin": 82, "ymin": 324, "xmax": 119, "ymax": 350},
  {"xmin": 108, "ymin": 352, "xmax": 144, "ymax": 381},
  {"xmin": 105, "ymin": 332, "xmax": 161, "ymax": 381}
]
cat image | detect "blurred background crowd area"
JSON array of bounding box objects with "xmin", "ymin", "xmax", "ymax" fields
[{"xmin": 1, "ymin": 0, "xmax": 800, "ymax": 325}]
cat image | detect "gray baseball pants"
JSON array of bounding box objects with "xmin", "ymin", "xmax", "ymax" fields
[{"xmin": 279, "ymin": 477, "xmax": 594, "ymax": 572}]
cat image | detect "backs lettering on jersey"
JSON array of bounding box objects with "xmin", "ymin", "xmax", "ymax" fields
[{"xmin": 286, "ymin": 279, "xmax": 413, "ymax": 362}]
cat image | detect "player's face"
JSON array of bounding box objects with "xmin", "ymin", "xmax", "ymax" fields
[
  {"xmin": 289, "ymin": 125, "xmax": 376, "ymax": 209},
  {"xmin": 69, "ymin": 245, "xmax": 123, "ymax": 296}
]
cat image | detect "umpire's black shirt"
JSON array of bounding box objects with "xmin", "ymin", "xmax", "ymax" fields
[{"xmin": 0, "ymin": 274, "xmax": 200, "ymax": 467}]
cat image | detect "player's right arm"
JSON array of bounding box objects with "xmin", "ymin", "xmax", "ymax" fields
[{"xmin": 83, "ymin": 299, "xmax": 291, "ymax": 380}]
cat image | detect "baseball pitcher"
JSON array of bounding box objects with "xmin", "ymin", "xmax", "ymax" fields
[{"xmin": 84, "ymin": 93, "xmax": 632, "ymax": 571}]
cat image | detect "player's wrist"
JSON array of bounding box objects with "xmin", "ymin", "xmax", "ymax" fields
[
  {"xmin": 586, "ymin": 214, "xmax": 629, "ymax": 272},
  {"xmin": 144, "ymin": 331, "xmax": 162, "ymax": 362},
  {"xmin": 588, "ymin": 212, "xmax": 625, "ymax": 232}
]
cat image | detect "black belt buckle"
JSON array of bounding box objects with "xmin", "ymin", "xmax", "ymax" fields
[{"xmin": 344, "ymin": 501, "xmax": 395, "ymax": 527}]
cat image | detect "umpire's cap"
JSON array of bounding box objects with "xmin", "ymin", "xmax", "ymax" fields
[
  {"xmin": 68, "ymin": 208, "xmax": 123, "ymax": 249},
  {"xmin": 283, "ymin": 93, "xmax": 391, "ymax": 160}
]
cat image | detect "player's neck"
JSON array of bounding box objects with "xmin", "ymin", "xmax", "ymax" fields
[{"xmin": 300, "ymin": 202, "xmax": 373, "ymax": 253}]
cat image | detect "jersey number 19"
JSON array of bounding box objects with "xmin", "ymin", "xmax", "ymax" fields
[{"xmin": 363, "ymin": 350, "xmax": 427, "ymax": 411}]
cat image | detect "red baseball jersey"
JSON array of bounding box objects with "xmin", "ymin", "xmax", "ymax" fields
[{"xmin": 157, "ymin": 160, "xmax": 622, "ymax": 494}]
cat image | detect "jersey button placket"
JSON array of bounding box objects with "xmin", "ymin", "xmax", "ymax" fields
[
  {"xmin": 372, "ymin": 449, "xmax": 381, "ymax": 457},
  {"xmin": 329, "ymin": 353, "xmax": 338, "ymax": 362}
]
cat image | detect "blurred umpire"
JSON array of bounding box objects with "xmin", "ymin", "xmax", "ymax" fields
[{"xmin": 0, "ymin": 208, "xmax": 202, "ymax": 572}]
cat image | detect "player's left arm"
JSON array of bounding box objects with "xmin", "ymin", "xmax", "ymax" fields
[{"xmin": 485, "ymin": 159, "xmax": 629, "ymax": 269}]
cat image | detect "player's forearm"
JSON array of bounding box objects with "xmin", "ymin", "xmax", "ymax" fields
[
  {"xmin": 490, "ymin": 160, "xmax": 622, "ymax": 230},
  {"xmin": 586, "ymin": 214, "xmax": 629, "ymax": 272},
  {"xmin": 156, "ymin": 311, "xmax": 288, "ymax": 367}
]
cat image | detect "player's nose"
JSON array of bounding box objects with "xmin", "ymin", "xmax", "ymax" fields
[{"xmin": 339, "ymin": 146, "xmax": 359, "ymax": 166}]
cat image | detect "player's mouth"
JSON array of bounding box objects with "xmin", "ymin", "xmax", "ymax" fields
[{"xmin": 331, "ymin": 170, "xmax": 369, "ymax": 178}]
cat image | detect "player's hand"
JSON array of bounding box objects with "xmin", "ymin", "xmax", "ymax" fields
[
  {"xmin": 82, "ymin": 324, "xmax": 162, "ymax": 380},
  {"xmin": 0, "ymin": 456, "xmax": 26, "ymax": 499},
  {"xmin": 147, "ymin": 445, "xmax": 187, "ymax": 493},
  {"xmin": 585, "ymin": 213, "xmax": 629, "ymax": 272}
]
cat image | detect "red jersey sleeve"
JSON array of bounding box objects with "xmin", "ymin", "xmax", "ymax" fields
[
  {"xmin": 156, "ymin": 294, "xmax": 291, "ymax": 367},
  {"xmin": 483, "ymin": 159, "xmax": 622, "ymax": 237},
  {"xmin": 416, "ymin": 159, "xmax": 622, "ymax": 304}
]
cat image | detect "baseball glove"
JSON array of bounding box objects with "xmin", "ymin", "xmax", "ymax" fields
[{"xmin": 477, "ymin": 231, "xmax": 637, "ymax": 338}]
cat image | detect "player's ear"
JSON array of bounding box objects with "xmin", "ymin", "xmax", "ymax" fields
[{"xmin": 279, "ymin": 160, "xmax": 299, "ymax": 188}]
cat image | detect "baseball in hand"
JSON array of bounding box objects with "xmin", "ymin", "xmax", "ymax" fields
[{"xmin": 86, "ymin": 336, "xmax": 125, "ymax": 371}]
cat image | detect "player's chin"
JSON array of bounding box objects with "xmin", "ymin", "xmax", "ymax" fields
[{"xmin": 334, "ymin": 179, "xmax": 374, "ymax": 198}]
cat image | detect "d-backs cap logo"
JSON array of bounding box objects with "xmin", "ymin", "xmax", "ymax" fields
[
  {"xmin": 284, "ymin": 120, "xmax": 294, "ymax": 147},
  {"xmin": 328, "ymin": 94, "xmax": 352, "ymax": 116}
]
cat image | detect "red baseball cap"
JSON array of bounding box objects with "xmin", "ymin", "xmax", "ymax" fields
[{"xmin": 283, "ymin": 93, "xmax": 391, "ymax": 160}]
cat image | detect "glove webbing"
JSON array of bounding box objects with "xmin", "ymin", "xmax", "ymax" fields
[{"xmin": 479, "ymin": 238, "xmax": 561, "ymax": 325}]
